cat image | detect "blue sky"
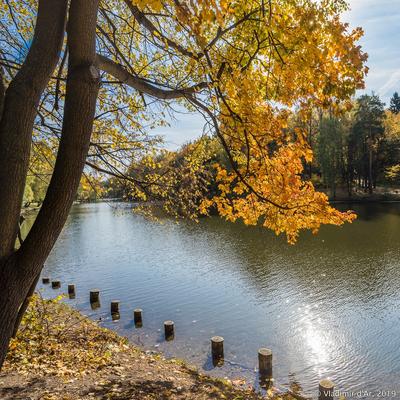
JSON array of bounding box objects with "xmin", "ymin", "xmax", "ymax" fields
[
  {"xmin": 344, "ymin": 0, "xmax": 400, "ymax": 104},
  {"xmin": 159, "ymin": 0, "xmax": 400, "ymax": 149}
]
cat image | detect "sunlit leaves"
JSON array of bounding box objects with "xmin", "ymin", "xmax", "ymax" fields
[
  {"xmin": 2, "ymin": 0, "xmax": 367, "ymax": 242},
  {"xmin": 5, "ymin": 295, "xmax": 128, "ymax": 377}
]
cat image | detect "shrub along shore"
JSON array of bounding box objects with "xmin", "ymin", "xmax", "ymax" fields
[{"xmin": 0, "ymin": 295, "xmax": 296, "ymax": 400}]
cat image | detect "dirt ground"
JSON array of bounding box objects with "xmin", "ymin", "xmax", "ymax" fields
[{"xmin": 0, "ymin": 296, "xmax": 295, "ymax": 400}]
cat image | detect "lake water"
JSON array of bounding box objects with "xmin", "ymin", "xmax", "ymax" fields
[{"xmin": 33, "ymin": 202, "xmax": 400, "ymax": 398}]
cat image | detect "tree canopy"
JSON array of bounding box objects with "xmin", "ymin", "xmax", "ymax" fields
[
  {"xmin": 0, "ymin": 0, "xmax": 367, "ymax": 243},
  {"xmin": 0, "ymin": 0, "xmax": 368, "ymax": 367}
]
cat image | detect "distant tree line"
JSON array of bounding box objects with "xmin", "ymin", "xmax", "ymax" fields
[
  {"xmin": 309, "ymin": 92, "xmax": 400, "ymax": 198},
  {"xmin": 90, "ymin": 92, "xmax": 400, "ymax": 204}
]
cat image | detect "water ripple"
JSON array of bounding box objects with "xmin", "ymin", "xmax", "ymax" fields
[{"xmin": 37, "ymin": 202, "xmax": 400, "ymax": 395}]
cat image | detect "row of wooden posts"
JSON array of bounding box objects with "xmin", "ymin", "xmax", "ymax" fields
[{"xmin": 42, "ymin": 277, "xmax": 335, "ymax": 400}]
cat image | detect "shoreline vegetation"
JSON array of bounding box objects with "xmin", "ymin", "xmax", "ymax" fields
[
  {"xmin": 73, "ymin": 185, "xmax": 400, "ymax": 206},
  {"xmin": 0, "ymin": 1, "xmax": 397, "ymax": 398},
  {"xmin": 20, "ymin": 187, "xmax": 400, "ymax": 224},
  {"xmin": 0, "ymin": 295, "xmax": 296, "ymax": 400},
  {"xmin": 119, "ymin": 185, "xmax": 400, "ymax": 204},
  {"xmin": 322, "ymin": 186, "xmax": 400, "ymax": 203},
  {"xmin": 22, "ymin": 93, "xmax": 400, "ymax": 225}
]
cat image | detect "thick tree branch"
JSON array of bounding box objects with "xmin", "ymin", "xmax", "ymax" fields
[
  {"xmin": 86, "ymin": 160, "xmax": 147, "ymax": 188},
  {"xmin": 95, "ymin": 54, "xmax": 208, "ymax": 99},
  {"xmin": 0, "ymin": 0, "xmax": 68, "ymax": 260},
  {"xmin": 0, "ymin": 0, "xmax": 68, "ymax": 370},
  {"xmin": 19, "ymin": 0, "xmax": 100, "ymax": 280},
  {"xmin": 0, "ymin": 58, "xmax": 67, "ymax": 81}
]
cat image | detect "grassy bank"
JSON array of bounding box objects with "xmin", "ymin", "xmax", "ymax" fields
[{"xmin": 0, "ymin": 295, "xmax": 295, "ymax": 400}]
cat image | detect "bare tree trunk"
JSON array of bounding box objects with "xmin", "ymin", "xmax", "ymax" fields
[
  {"xmin": 12, "ymin": 273, "xmax": 40, "ymax": 338},
  {"xmin": 0, "ymin": 0, "xmax": 100, "ymax": 369},
  {"xmin": 0, "ymin": 255, "xmax": 21, "ymax": 368},
  {"xmin": 0, "ymin": 66, "xmax": 5, "ymax": 116},
  {"xmin": 0, "ymin": 0, "xmax": 68, "ymax": 261},
  {"xmin": 11, "ymin": 216, "xmax": 39, "ymax": 339},
  {"xmin": 368, "ymin": 146, "xmax": 373, "ymax": 195},
  {"xmin": 0, "ymin": 0, "xmax": 67, "ymax": 370}
]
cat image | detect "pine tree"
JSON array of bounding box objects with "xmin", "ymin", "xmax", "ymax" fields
[{"xmin": 389, "ymin": 92, "xmax": 400, "ymax": 114}]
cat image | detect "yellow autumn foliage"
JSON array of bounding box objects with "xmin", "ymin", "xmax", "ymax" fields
[{"xmin": 1, "ymin": 0, "xmax": 367, "ymax": 242}]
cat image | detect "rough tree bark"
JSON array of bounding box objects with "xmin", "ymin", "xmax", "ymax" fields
[
  {"xmin": 11, "ymin": 216, "xmax": 40, "ymax": 339},
  {"xmin": 11, "ymin": 274, "xmax": 40, "ymax": 338},
  {"xmin": 0, "ymin": 66, "xmax": 5, "ymax": 116},
  {"xmin": 0, "ymin": 0, "xmax": 100, "ymax": 369},
  {"xmin": 0, "ymin": 0, "xmax": 68, "ymax": 369},
  {"xmin": 0, "ymin": 0, "xmax": 68, "ymax": 260},
  {"xmin": 0, "ymin": 0, "xmax": 203, "ymax": 369}
]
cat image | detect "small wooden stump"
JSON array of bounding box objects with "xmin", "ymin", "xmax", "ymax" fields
[
  {"xmin": 319, "ymin": 379, "xmax": 334, "ymax": 400},
  {"xmin": 90, "ymin": 301, "xmax": 100, "ymax": 310},
  {"xmin": 211, "ymin": 336, "xmax": 224, "ymax": 366},
  {"xmin": 51, "ymin": 280, "xmax": 61, "ymax": 289},
  {"xmin": 42, "ymin": 277, "xmax": 50, "ymax": 284},
  {"xmin": 164, "ymin": 320, "xmax": 174, "ymax": 340},
  {"xmin": 258, "ymin": 348, "xmax": 273, "ymax": 378},
  {"xmin": 90, "ymin": 289, "xmax": 100, "ymax": 303},
  {"xmin": 111, "ymin": 300, "xmax": 120, "ymax": 314},
  {"xmin": 134, "ymin": 309, "xmax": 143, "ymax": 327},
  {"xmin": 112, "ymin": 312, "xmax": 120, "ymax": 321},
  {"xmin": 68, "ymin": 284, "xmax": 76, "ymax": 299}
]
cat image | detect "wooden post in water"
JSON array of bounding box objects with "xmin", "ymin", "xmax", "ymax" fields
[
  {"xmin": 211, "ymin": 336, "xmax": 224, "ymax": 364},
  {"xmin": 68, "ymin": 284, "xmax": 76, "ymax": 299},
  {"xmin": 91, "ymin": 301, "xmax": 100, "ymax": 310},
  {"xmin": 164, "ymin": 320, "xmax": 174, "ymax": 340},
  {"xmin": 51, "ymin": 280, "xmax": 60, "ymax": 289},
  {"xmin": 42, "ymin": 277, "xmax": 50, "ymax": 284},
  {"xmin": 258, "ymin": 348, "xmax": 273, "ymax": 378},
  {"xmin": 90, "ymin": 289, "xmax": 100, "ymax": 303},
  {"xmin": 319, "ymin": 379, "xmax": 334, "ymax": 400},
  {"xmin": 111, "ymin": 300, "xmax": 120, "ymax": 314},
  {"xmin": 112, "ymin": 311, "xmax": 120, "ymax": 321},
  {"xmin": 134, "ymin": 309, "xmax": 143, "ymax": 327}
]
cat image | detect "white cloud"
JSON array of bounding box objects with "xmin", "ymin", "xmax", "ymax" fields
[
  {"xmin": 159, "ymin": 1, "xmax": 400, "ymax": 147},
  {"xmin": 344, "ymin": 0, "xmax": 400, "ymax": 102}
]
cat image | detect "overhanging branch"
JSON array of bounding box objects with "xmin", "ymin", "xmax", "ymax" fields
[{"xmin": 95, "ymin": 54, "xmax": 208, "ymax": 100}]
